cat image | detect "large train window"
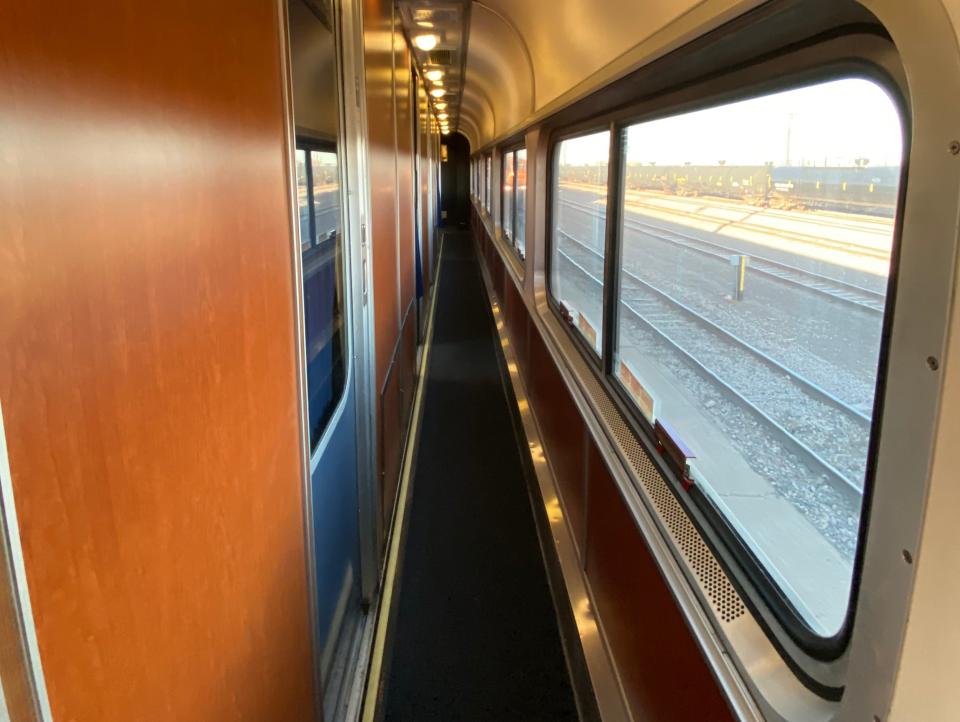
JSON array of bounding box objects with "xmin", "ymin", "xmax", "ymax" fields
[
  {"xmin": 296, "ymin": 141, "xmax": 347, "ymax": 450},
  {"xmin": 610, "ymin": 78, "xmax": 903, "ymax": 637},
  {"xmin": 550, "ymin": 130, "xmax": 610, "ymax": 356}
]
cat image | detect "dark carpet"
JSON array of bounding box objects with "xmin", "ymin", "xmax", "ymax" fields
[{"xmin": 381, "ymin": 230, "xmax": 579, "ymax": 721}]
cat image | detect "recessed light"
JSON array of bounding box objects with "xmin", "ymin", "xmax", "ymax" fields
[
  {"xmin": 425, "ymin": 69, "xmax": 444, "ymax": 82},
  {"xmin": 437, "ymin": 113, "xmax": 448, "ymax": 120},
  {"xmin": 430, "ymin": 88, "xmax": 445, "ymax": 98},
  {"xmin": 413, "ymin": 34, "xmax": 438, "ymax": 51},
  {"xmin": 435, "ymin": 102, "xmax": 447, "ymax": 110}
]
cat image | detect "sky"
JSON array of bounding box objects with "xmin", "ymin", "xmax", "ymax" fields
[{"xmin": 558, "ymin": 78, "xmax": 904, "ymax": 169}]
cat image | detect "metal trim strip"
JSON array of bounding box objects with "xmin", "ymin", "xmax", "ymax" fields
[
  {"xmin": 276, "ymin": 1, "xmax": 326, "ymax": 717},
  {"xmin": 0, "ymin": 404, "xmax": 54, "ymax": 722}
]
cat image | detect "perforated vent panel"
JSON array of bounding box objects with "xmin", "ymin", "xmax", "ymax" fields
[
  {"xmin": 428, "ymin": 49, "xmax": 453, "ymax": 65},
  {"xmin": 570, "ymin": 337, "xmax": 747, "ymax": 624}
]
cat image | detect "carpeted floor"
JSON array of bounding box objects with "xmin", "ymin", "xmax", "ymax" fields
[{"xmin": 381, "ymin": 230, "xmax": 579, "ymax": 721}]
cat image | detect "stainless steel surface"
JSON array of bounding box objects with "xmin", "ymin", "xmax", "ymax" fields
[
  {"xmin": 0, "ymin": 404, "xmax": 54, "ymax": 722},
  {"xmin": 340, "ymin": 0, "xmax": 382, "ymax": 613},
  {"xmin": 844, "ymin": 1, "xmax": 960, "ymax": 719},
  {"xmin": 278, "ymin": 4, "xmax": 326, "ymax": 717}
]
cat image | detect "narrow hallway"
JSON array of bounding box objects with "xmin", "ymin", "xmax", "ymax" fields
[{"xmin": 380, "ymin": 231, "xmax": 579, "ymax": 721}]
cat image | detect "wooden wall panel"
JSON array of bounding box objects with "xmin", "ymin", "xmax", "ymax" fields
[
  {"xmin": 364, "ymin": 0, "xmax": 401, "ymax": 390},
  {"xmin": 394, "ymin": 45, "xmax": 416, "ymax": 320},
  {"xmin": 364, "ymin": 0, "xmax": 422, "ymax": 531},
  {"xmin": 586, "ymin": 466, "xmax": 735, "ymax": 722},
  {"xmin": 0, "ymin": 2, "xmax": 316, "ymax": 721}
]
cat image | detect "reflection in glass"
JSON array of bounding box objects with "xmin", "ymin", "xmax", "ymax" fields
[
  {"xmin": 300, "ymin": 146, "xmax": 346, "ymax": 451},
  {"xmin": 485, "ymin": 155, "xmax": 492, "ymax": 212},
  {"xmin": 610, "ymin": 78, "xmax": 902, "ymax": 636},
  {"xmin": 516, "ymin": 149, "xmax": 527, "ymax": 258},
  {"xmin": 296, "ymin": 149, "xmax": 310, "ymax": 251},
  {"xmin": 550, "ymin": 130, "xmax": 610, "ymax": 354},
  {"xmin": 503, "ymin": 151, "xmax": 515, "ymax": 240},
  {"xmin": 311, "ymin": 150, "xmax": 340, "ymax": 245}
]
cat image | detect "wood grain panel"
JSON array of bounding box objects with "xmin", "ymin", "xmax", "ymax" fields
[
  {"xmin": 394, "ymin": 44, "xmax": 416, "ymax": 320},
  {"xmin": 364, "ymin": 0, "xmax": 401, "ymax": 390},
  {"xmin": 586, "ymin": 467, "xmax": 734, "ymax": 722},
  {"xmin": 0, "ymin": 2, "xmax": 317, "ymax": 721}
]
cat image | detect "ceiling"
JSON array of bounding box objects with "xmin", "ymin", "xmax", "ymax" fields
[
  {"xmin": 397, "ymin": 1, "xmax": 470, "ymax": 138},
  {"xmin": 456, "ymin": 0, "xmax": 754, "ymax": 150}
]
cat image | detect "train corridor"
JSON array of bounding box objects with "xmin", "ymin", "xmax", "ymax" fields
[{"xmin": 377, "ymin": 230, "xmax": 581, "ymax": 721}]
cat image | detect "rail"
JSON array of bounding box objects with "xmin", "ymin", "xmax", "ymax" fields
[{"xmin": 555, "ymin": 231, "xmax": 866, "ymax": 498}]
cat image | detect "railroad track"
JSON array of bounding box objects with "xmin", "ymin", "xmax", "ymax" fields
[
  {"xmin": 608, "ymin": 195, "xmax": 892, "ymax": 260},
  {"xmin": 560, "ymin": 198, "xmax": 887, "ymax": 313},
  {"xmin": 556, "ymin": 230, "xmax": 868, "ymax": 497},
  {"xmin": 618, "ymin": 188, "xmax": 897, "ymax": 234}
]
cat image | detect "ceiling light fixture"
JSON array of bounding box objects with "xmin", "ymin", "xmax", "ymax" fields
[
  {"xmin": 425, "ymin": 69, "xmax": 444, "ymax": 82},
  {"xmin": 437, "ymin": 112, "xmax": 448, "ymax": 120},
  {"xmin": 434, "ymin": 102, "xmax": 447, "ymax": 110},
  {"xmin": 413, "ymin": 34, "xmax": 438, "ymax": 51},
  {"xmin": 430, "ymin": 88, "xmax": 445, "ymax": 98}
]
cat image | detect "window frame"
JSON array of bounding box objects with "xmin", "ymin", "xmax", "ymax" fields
[
  {"xmin": 484, "ymin": 154, "xmax": 493, "ymax": 213},
  {"xmin": 477, "ymin": 155, "xmax": 487, "ymax": 207},
  {"xmin": 295, "ymin": 135, "xmax": 350, "ymax": 455},
  {"xmin": 501, "ymin": 149, "xmax": 515, "ymax": 241},
  {"xmin": 500, "ymin": 142, "xmax": 527, "ymax": 261},
  {"xmin": 542, "ymin": 54, "xmax": 910, "ymax": 673},
  {"xmin": 545, "ymin": 125, "xmax": 616, "ymax": 372},
  {"xmin": 513, "ymin": 147, "xmax": 529, "ymax": 261}
]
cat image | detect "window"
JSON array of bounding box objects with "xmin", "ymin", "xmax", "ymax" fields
[
  {"xmin": 516, "ymin": 148, "xmax": 527, "ymax": 258},
  {"xmin": 479, "ymin": 157, "xmax": 485, "ymax": 208},
  {"xmin": 611, "ymin": 78, "xmax": 903, "ymax": 638},
  {"xmin": 296, "ymin": 149, "xmax": 311, "ymax": 249},
  {"xmin": 485, "ymin": 155, "xmax": 492, "ymax": 213},
  {"xmin": 550, "ymin": 130, "xmax": 610, "ymax": 355},
  {"xmin": 502, "ymin": 151, "xmax": 514, "ymax": 240},
  {"xmin": 501, "ymin": 147, "xmax": 527, "ymax": 261},
  {"xmin": 297, "ymin": 142, "xmax": 347, "ymax": 450}
]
